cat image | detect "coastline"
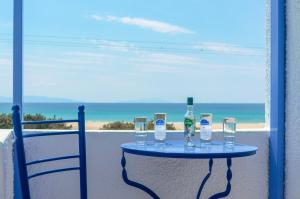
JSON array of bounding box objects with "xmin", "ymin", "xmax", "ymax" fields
[{"xmin": 71, "ymin": 121, "xmax": 265, "ymax": 130}]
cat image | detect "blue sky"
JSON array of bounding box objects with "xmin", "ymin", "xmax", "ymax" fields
[{"xmin": 0, "ymin": 0, "xmax": 266, "ymax": 103}]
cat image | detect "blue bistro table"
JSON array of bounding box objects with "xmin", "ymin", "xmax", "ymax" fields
[{"xmin": 121, "ymin": 141, "xmax": 257, "ymax": 199}]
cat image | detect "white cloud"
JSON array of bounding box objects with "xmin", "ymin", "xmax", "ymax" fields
[
  {"xmin": 92, "ymin": 15, "xmax": 194, "ymax": 34},
  {"xmin": 91, "ymin": 15, "xmax": 103, "ymax": 21},
  {"xmin": 0, "ymin": 58, "xmax": 11, "ymax": 66},
  {"xmin": 59, "ymin": 47, "xmax": 263, "ymax": 74},
  {"xmin": 89, "ymin": 39, "xmax": 136, "ymax": 52},
  {"xmin": 136, "ymin": 52, "xmax": 200, "ymax": 66},
  {"xmin": 132, "ymin": 52, "xmax": 263, "ymax": 74},
  {"xmin": 63, "ymin": 51, "xmax": 116, "ymax": 59},
  {"xmin": 0, "ymin": 21, "xmax": 12, "ymax": 28},
  {"xmin": 193, "ymin": 42, "xmax": 264, "ymax": 56}
]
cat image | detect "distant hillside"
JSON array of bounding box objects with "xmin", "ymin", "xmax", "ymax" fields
[{"xmin": 0, "ymin": 96, "xmax": 81, "ymax": 103}]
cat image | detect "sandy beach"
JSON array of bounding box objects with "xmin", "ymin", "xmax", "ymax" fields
[{"xmin": 71, "ymin": 121, "xmax": 265, "ymax": 130}]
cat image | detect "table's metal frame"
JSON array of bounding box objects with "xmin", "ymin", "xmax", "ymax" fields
[
  {"xmin": 121, "ymin": 151, "xmax": 232, "ymax": 199},
  {"xmin": 121, "ymin": 142, "xmax": 256, "ymax": 199}
]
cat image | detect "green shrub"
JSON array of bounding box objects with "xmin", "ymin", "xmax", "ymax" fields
[
  {"xmin": 101, "ymin": 121, "xmax": 134, "ymax": 130},
  {"xmin": 101, "ymin": 120, "xmax": 176, "ymax": 130},
  {"xmin": 23, "ymin": 114, "xmax": 72, "ymax": 129},
  {"xmin": 0, "ymin": 113, "xmax": 72, "ymax": 129},
  {"xmin": 0, "ymin": 113, "xmax": 12, "ymax": 129}
]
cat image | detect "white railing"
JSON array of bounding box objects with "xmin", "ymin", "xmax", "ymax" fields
[
  {"xmin": 0, "ymin": 130, "xmax": 269, "ymax": 199},
  {"xmin": 0, "ymin": 130, "xmax": 14, "ymax": 199}
]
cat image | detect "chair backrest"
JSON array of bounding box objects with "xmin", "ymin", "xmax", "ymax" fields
[{"xmin": 12, "ymin": 105, "xmax": 87, "ymax": 199}]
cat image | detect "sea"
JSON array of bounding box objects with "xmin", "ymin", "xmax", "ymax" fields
[{"xmin": 0, "ymin": 103, "xmax": 265, "ymax": 123}]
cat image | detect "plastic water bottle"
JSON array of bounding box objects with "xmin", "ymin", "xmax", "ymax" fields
[
  {"xmin": 200, "ymin": 113, "xmax": 213, "ymax": 144},
  {"xmin": 154, "ymin": 113, "xmax": 166, "ymax": 142}
]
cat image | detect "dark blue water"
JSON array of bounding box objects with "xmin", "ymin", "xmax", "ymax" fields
[{"xmin": 0, "ymin": 103, "xmax": 265, "ymax": 123}]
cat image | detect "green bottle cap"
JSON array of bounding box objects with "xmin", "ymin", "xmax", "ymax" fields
[{"xmin": 187, "ymin": 97, "xmax": 193, "ymax": 105}]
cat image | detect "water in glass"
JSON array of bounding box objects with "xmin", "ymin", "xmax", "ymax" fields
[
  {"xmin": 223, "ymin": 118, "xmax": 236, "ymax": 146},
  {"xmin": 134, "ymin": 117, "xmax": 147, "ymax": 145}
]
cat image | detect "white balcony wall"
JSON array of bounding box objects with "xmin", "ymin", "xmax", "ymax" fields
[
  {"xmin": 285, "ymin": 0, "xmax": 300, "ymax": 198},
  {"xmin": 0, "ymin": 130, "xmax": 14, "ymax": 199},
  {"xmin": 0, "ymin": 130, "xmax": 268, "ymax": 199}
]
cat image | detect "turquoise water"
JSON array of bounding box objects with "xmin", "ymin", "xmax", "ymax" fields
[{"xmin": 0, "ymin": 103, "xmax": 265, "ymax": 123}]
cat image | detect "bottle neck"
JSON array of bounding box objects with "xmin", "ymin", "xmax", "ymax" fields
[{"xmin": 187, "ymin": 105, "xmax": 193, "ymax": 112}]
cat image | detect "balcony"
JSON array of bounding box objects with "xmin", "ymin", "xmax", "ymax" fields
[
  {"xmin": 1, "ymin": 0, "xmax": 298, "ymax": 198},
  {"xmin": 0, "ymin": 129, "xmax": 268, "ymax": 199}
]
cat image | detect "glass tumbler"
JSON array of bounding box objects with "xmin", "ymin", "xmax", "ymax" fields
[
  {"xmin": 223, "ymin": 118, "xmax": 236, "ymax": 146},
  {"xmin": 134, "ymin": 117, "xmax": 147, "ymax": 145}
]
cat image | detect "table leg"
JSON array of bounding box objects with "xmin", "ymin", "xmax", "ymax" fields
[
  {"xmin": 209, "ymin": 158, "xmax": 232, "ymax": 199},
  {"xmin": 121, "ymin": 151, "xmax": 160, "ymax": 199},
  {"xmin": 196, "ymin": 158, "xmax": 213, "ymax": 199}
]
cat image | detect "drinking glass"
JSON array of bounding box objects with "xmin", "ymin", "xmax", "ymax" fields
[
  {"xmin": 134, "ymin": 117, "xmax": 147, "ymax": 145},
  {"xmin": 223, "ymin": 118, "xmax": 236, "ymax": 146}
]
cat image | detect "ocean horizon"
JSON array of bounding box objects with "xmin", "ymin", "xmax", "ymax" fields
[{"xmin": 0, "ymin": 103, "xmax": 265, "ymax": 123}]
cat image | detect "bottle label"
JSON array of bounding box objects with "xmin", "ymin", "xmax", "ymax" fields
[
  {"xmin": 200, "ymin": 119, "xmax": 209, "ymax": 126},
  {"xmin": 156, "ymin": 119, "xmax": 165, "ymax": 126},
  {"xmin": 184, "ymin": 118, "xmax": 193, "ymax": 128},
  {"xmin": 200, "ymin": 125, "xmax": 212, "ymax": 140},
  {"xmin": 200, "ymin": 119, "xmax": 212, "ymax": 141},
  {"xmin": 155, "ymin": 119, "xmax": 166, "ymax": 141}
]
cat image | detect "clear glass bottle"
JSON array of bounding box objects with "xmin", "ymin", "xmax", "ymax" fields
[{"xmin": 184, "ymin": 97, "xmax": 195, "ymax": 147}]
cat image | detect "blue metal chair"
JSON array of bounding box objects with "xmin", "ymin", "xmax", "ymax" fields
[{"xmin": 12, "ymin": 105, "xmax": 88, "ymax": 199}]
